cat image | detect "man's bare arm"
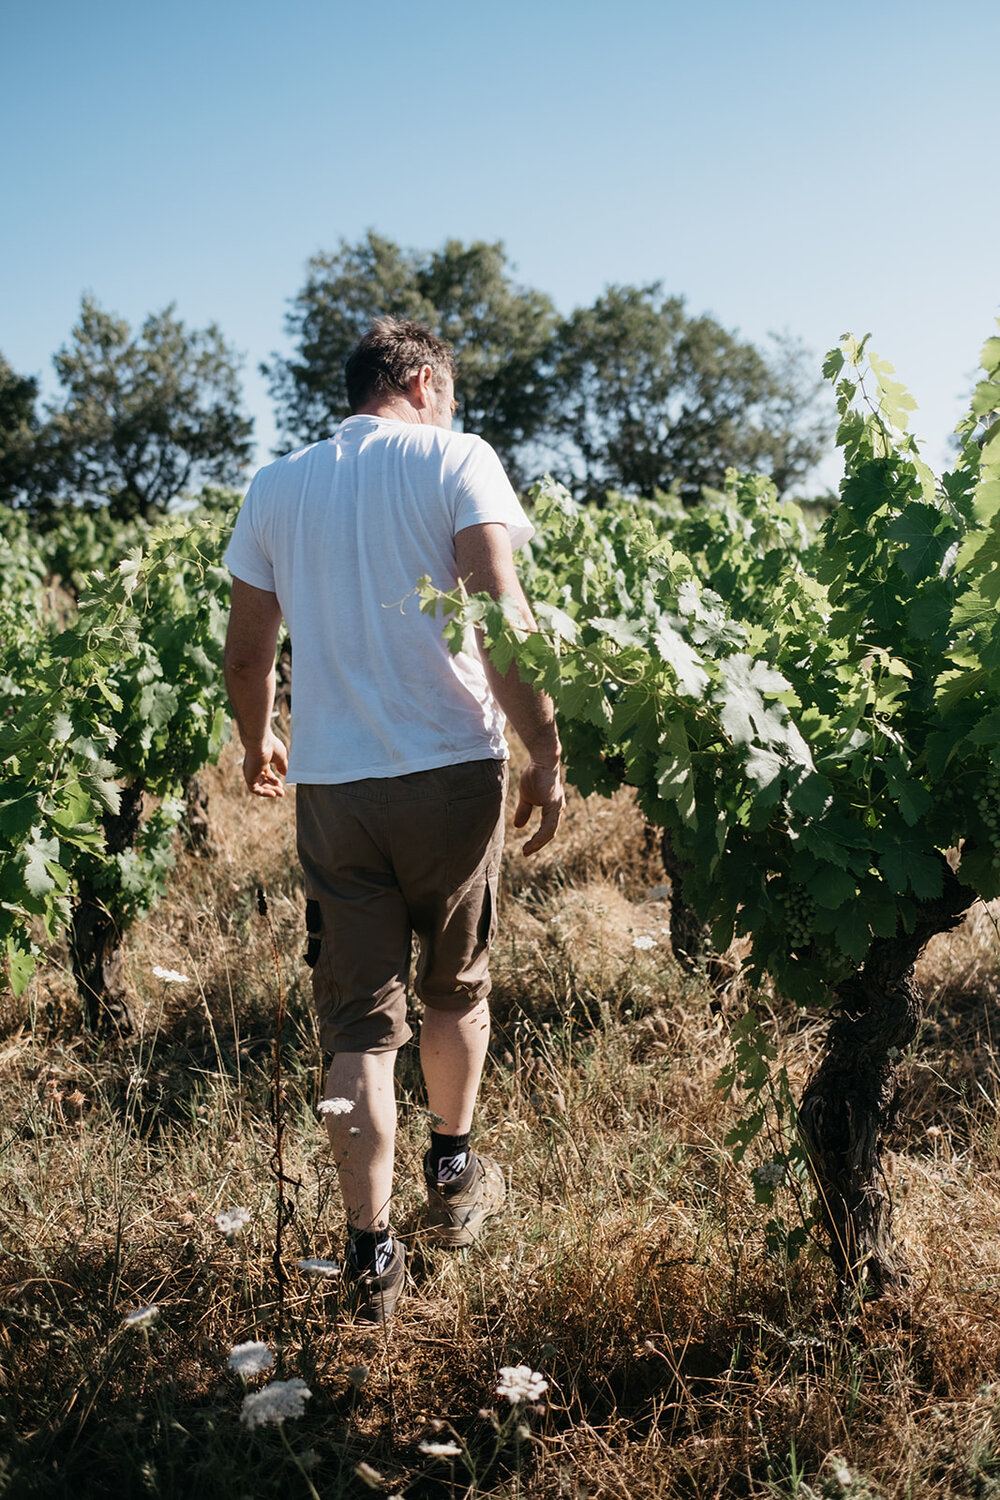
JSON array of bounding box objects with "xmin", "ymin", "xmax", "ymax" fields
[
  {"xmin": 454, "ymin": 522, "xmax": 564, "ymax": 855},
  {"xmin": 223, "ymin": 578, "xmax": 289, "ymax": 798}
]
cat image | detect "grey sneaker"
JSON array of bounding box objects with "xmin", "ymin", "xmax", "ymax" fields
[
  {"xmin": 344, "ymin": 1239, "xmax": 406, "ymax": 1323},
  {"xmin": 424, "ymin": 1151, "xmax": 506, "ymax": 1247}
]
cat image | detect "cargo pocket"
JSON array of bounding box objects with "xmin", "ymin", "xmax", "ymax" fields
[{"xmin": 304, "ymin": 898, "xmax": 322, "ymax": 969}]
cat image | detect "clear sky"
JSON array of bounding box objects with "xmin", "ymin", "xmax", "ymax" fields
[{"xmin": 3, "ymin": 0, "xmax": 997, "ymax": 489}]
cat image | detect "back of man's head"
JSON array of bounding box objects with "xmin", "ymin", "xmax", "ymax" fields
[{"xmin": 345, "ymin": 318, "xmax": 456, "ymax": 413}]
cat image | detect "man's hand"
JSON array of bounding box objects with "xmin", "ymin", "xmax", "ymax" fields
[
  {"xmin": 242, "ymin": 729, "xmax": 289, "ymax": 798},
  {"xmin": 513, "ymin": 760, "xmax": 565, "ymax": 856}
]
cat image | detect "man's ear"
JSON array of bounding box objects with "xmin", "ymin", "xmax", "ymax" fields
[{"xmin": 411, "ymin": 363, "xmax": 435, "ymax": 409}]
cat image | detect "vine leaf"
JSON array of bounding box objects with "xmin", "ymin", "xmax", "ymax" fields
[
  {"xmin": 652, "ymin": 617, "xmax": 708, "ymax": 697},
  {"xmin": 23, "ymin": 829, "xmax": 60, "ymax": 898}
]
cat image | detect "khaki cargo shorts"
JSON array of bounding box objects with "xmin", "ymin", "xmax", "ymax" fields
[{"xmin": 296, "ymin": 758, "xmax": 507, "ymax": 1054}]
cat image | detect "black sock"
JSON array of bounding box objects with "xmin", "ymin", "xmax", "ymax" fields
[
  {"xmin": 349, "ymin": 1227, "xmax": 392, "ymax": 1273},
  {"xmin": 429, "ymin": 1131, "xmax": 471, "ymax": 1182}
]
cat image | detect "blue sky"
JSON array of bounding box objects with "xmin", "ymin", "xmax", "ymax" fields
[{"xmin": 3, "ymin": 0, "xmax": 998, "ymax": 489}]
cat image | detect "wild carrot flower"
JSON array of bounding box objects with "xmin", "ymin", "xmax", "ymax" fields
[
  {"xmin": 240, "ymin": 1377, "xmax": 311, "ymax": 1427},
  {"xmin": 124, "ymin": 1304, "xmax": 160, "ymax": 1328},
  {"xmin": 228, "ymin": 1341, "xmax": 274, "ymax": 1378},
  {"xmin": 318, "ymin": 1097, "xmax": 354, "ymax": 1116},
  {"xmin": 751, "ymin": 1161, "xmax": 786, "ymax": 1190},
  {"xmin": 295, "ymin": 1257, "xmax": 340, "ymax": 1277},
  {"xmin": 215, "ymin": 1206, "xmax": 250, "ymax": 1238},
  {"xmin": 355, "ymin": 1462, "xmax": 384, "ymax": 1486},
  {"xmin": 496, "ymin": 1365, "xmax": 548, "ymax": 1403},
  {"xmin": 152, "ymin": 965, "xmax": 191, "ymax": 983}
]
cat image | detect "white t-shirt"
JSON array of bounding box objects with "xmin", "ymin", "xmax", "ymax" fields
[{"xmin": 224, "ymin": 415, "xmax": 534, "ymax": 784}]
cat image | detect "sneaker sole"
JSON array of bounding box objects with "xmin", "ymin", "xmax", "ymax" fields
[{"xmin": 426, "ymin": 1214, "xmax": 492, "ymax": 1248}]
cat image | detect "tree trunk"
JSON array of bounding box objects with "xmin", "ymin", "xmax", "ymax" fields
[
  {"xmin": 797, "ymin": 856, "xmax": 973, "ymax": 1295},
  {"xmin": 70, "ymin": 784, "xmax": 145, "ymax": 1036}
]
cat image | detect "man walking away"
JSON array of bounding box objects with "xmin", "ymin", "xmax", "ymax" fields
[{"xmin": 223, "ymin": 319, "xmax": 564, "ymax": 1321}]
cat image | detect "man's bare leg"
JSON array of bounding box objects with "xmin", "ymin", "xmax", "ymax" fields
[
  {"xmin": 419, "ymin": 999, "xmax": 491, "ymax": 1134},
  {"xmin": 323, "ymin": 1050, "xmax": 397, "ymax": 1231},
  {"xmin": 420, "ymin": 998, "xmax": 504, "ymax": 1243}
]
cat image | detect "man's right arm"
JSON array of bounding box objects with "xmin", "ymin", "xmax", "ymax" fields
[
  {"xmin": 454, "ymin": 522, "xmax": 565, "ymax": 855},
  {"xmin": 223, "ymin": 577, "xmax": 288, "ymax": 798}
]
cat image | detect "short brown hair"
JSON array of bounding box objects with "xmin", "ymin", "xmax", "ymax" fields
[{"xmin": 344, "ymin": 318, "xmax": 456, "ymax": 412}]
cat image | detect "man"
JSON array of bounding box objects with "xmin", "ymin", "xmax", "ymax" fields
[{"xmin": 223, "ymin": 318, "xmax": 564, "ymax": 1321}]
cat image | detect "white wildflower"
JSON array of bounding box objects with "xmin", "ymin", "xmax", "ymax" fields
[
  {"xmin": 240, "ymin": 1376, "xmax": 311, "ymax": 1428},
  {"xmin": 124, "ymin": 1304, "xmax": 159, "ymax": 1328},
  {"xmin": 227, "ymin": 1341, "xmax": 274, "ymax": 1378},
  {"xmin": 215, "ymin": 1206, "xmax": 250, "ymax": 1238},
  {"xmin": 295, "ymin": 1257, "xmax": 341, "ymax": 1277},
  {"xmin": 632, "ymin": 935, "xmax": 656, "ymax": 951},
  {"xmin": 834, "ymin": 1467, "xmax": 853, "ymax": 1489},
  {"xmin": 152, "ymin": 965, "xmax": 190, "ymax": 983},
  {"xmin": 419, "ymin": 1439, "xmax": 463, "ymax": 1457},
  {"xmin": 926, "ymin": 1124, "xmax": 942, "ymax": 1138},
  {"xmin": 318, "ymin": 1097, "xmax": 355, "ymax": 1116},
  {"xmin": 496, "ymin": 1364, "xmax": 548, "ymax": 1403}
]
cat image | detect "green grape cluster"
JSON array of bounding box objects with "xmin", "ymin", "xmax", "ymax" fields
[
  {"xmin": 976, "ymin": 768, "xmax": 1000, "ymax": 868},
  {"xmin": 777, "ymin": 884, "xmax": 817, "ymax": 952}
]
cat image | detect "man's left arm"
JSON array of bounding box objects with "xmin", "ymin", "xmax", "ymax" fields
[{"xmin": 224, "ymin": 577, "xmax": 289, "ymax": 798}]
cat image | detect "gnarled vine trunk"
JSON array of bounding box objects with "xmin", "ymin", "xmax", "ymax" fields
[
  {"xmin": 660, "ymin": 831, "xmax": 730, "ymax": 993},
  {"xmin": 70, "ymin": 784, "xmax": 144, "ymax": 1036},
  {"xmin": 181, "ymin": 772, "xmax": 214, "ymax": 854},
  {"xmin": 797, "ymin": 856, "xmax": 974, "ymax": 1294}
]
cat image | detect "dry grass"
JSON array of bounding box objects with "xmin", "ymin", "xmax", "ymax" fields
[{"xmin": 4, "ymin": 741, "xmax": 1000, "ymax": 1498}]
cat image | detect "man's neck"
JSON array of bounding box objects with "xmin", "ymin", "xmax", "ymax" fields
[{"xmin": 353, "ymin": 397, "xmax": 423, "ymax": 425}]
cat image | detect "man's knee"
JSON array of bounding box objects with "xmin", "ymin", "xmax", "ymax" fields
[
  {"xmin": 419, "ymin": 984, "xmax": 491, "ymax": 1017},
  {"xmin": 419, "ymin": 984, "xmax": 491, "ymax": 1020}
]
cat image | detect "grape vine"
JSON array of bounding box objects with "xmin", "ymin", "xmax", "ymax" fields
[
  {"xmin": 1, "ymin": 500, "xmax": 238, "ymax": 1024},
  {"xmin": 423, "ymin": 325, "xmax": 1000, "ymax": 1290}
]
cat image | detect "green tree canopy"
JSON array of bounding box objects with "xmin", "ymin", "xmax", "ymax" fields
[
  {"xmin": 418, "ymin": 240, "xmax": 557, "ymax": 474},
  {"xmin": 268, "ymin": 236, "xmax": 829, "ymax": 501},
  {"xmin": 0, "ymin": 354, "xmax": 43, "ymax": 508},
  {"xmin": 42, "ymin": 296, "xmax": 253, "ymax": 522},
  {"xmin": 550, "ymin": 283, "xmax": 830, "ymax": 504},
  {"xmin": 265, "ymin": 232, "xmax": 557, "ymax": 481}
]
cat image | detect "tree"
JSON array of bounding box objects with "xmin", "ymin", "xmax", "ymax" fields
[
  {"xmin": 44, "ymin": 296, "xmax": 253, "ymax": 521},
  {"xmin": 0, "ymin": 353, "xmax": 43, "ymax": 508},
  {"xmin": 418, "ymin": 240, "xmax": 557, "ymax": 477},
  {"xmin": 265, "ymin": 232, "xmax": 557, "ymax": 481},
  {"xmin": 264, "ymin": 233, "xmax": 434, "ymax": 452},
  {"xmin": 551, "ymin": 283, "xmax": 829, "ymax": 503}
]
